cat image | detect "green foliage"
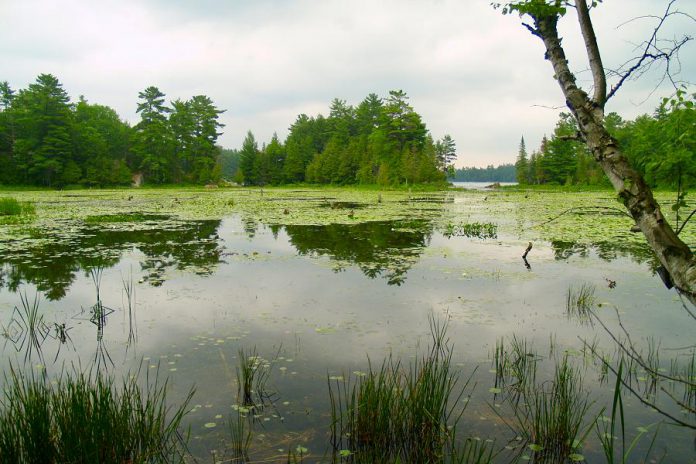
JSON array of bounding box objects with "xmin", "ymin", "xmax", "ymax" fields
[
  {"xmin": 492, "ymin": 0, "xmax": 568, "ymax": 17},
  {"xmin": 239, "ymin": 91, "xmax": 445, "ymax": 187},
  {"xmin": 0, "ymin": 197, "xmax": 28, "ymax": 216},
  {"xmin": 517, "ymin": 95, "xmax": 695, "ymax": 189},
  {"xmin": 239, "ymin": 130, "xmax": 259, "ymax": 186},
  {"xmin": 0, "ymin": 75, "xmax": 223, "ymax": 187}
]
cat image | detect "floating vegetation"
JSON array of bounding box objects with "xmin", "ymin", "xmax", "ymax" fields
[
  {"xmin": 84, "ymin": 213, "xmax": 170, "ymax": 223},
  {"xmin": 442, "ymin": 221, "xmax": 498, "ymax": 239},
  {"xmin": 319, "ymin": 201, "xmax": 366, "ymax": 210},
  {"xmin": 0, "ymin": 197, "xmax": 35, "ymax": 224},
  {"xmin": 0, "ymin": 365, "xmax": 193, "ymax": 463}
]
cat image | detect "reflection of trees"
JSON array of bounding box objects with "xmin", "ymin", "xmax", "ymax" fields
[
  {"xmin": 282, "ymin": 220, "xmax": 432, "ymax": 285},
  {"xmin": 550, "ymin": 240, "xmax": 658, "ymax": 268},
  {"xmin": 0, "ymin": 219, "xmax": 222, "ymax": 299}
]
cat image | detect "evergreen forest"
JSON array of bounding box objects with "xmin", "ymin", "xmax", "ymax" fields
[
  {"xmin": 0, "ymin": 75, "xmax": 224, "ymax": 187},
  {"xmin": 1, "ymin": 74, "xmax": 693, "ymax": 189},
  {"xmin": 514, "ymin": 91, "xmax": 696, "ymax": 189},
  {"xmin": 0, "ymin": 75, "xmax": 454, "ymax": 187}
]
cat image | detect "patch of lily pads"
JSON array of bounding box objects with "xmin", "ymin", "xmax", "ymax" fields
[{"xmin": 0, "ymin": 187, "xmax": 692, "ymax": 268}]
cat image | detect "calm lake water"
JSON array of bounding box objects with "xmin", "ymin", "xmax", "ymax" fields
[
  {"xmin": 0, "ymin": 188, "xmax": 693, "ymax": 462},
  {"xmin": 451, "ymin": 181, "xmax": 518, "ymax": 190}
]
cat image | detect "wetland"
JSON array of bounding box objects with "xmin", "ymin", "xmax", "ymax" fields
[{"xmin": 0, "ymin": 186, "xmax": 694, "ymax": 463}]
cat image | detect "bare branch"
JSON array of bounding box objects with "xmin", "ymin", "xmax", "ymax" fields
[
  {"xmin": 606, "ymin": 0, "xmax": 694, "ymax": 102},
  {"xmin": 531, "ymin": 103, "xmax": 566, "ymax": 110},
  {"xmin": 521, "ymin": 22, "xmax": 540, "ymax": 37},
  {"xmin": 557, "ymin": 132, "xmax": 584, "ymax": 142}
]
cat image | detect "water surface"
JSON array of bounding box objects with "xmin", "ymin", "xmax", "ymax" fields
[{"xmin": 0, "ymin": 188, "xmax": 693, "ymax": 462}]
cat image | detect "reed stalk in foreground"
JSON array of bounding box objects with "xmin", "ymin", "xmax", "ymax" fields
[
  {"xmin": 328, "ymin": 316, "xmax": 490, "ymax": 463},
  {"xmin": 510, "ymin": 355, "xmax": 593, "ymax": 463}
]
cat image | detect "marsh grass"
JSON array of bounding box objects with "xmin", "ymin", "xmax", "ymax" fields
[
  {"xmin": 227, "ymin": 411, "xmax": 253, "ymax": 463},
  {"xmin": 1, "ymin": 292, "xmax": 50, "ymax": 363},
  {"xmin": 236, "ymin": 347, "xmax": 274, "ymax": 408},
  {"xmin": 566, "ymin": 283, "xmax": 596, "ymax": 323},
  {"xmin": 0, "ymin": 364, "xmax": 193, "ymax": 463},
  {"xmin": 492, "ymin": 336, "xmax": 539, "ymax": 400},
  {"xmin": 122, "ymin": 269, "xmax": 137, "ymax": 346},
  {"xmin": 508, "ymin": 356, "xmax": 593, "ymax": 463},
  {"xmin": 0, "ymin": 197, "xmax": 34, "ymax": 216},
  {"xmin": 596, "ymin": 360, "xmax": 661, "ymax": 464},
  {"xmin": 328, "ymin": 317, "xmax": 482, "ymax": 463}
]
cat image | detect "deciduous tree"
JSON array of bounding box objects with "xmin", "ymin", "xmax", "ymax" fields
[{"xmin": 496, "ymin": 0, "xmax": 696, "ymax": 294}]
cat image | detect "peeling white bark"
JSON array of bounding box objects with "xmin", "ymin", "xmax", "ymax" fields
[{"xmin": 530, "ymin": 10, "xmax": 696, "ymax": 295}]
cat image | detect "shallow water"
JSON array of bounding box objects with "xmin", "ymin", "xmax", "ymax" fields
[{"xmin": 0, "ymin": 188, "xmax": 694, "ymax": 462}]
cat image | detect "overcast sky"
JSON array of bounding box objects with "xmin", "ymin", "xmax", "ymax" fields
[{"xmin": 2, "ymin": 0, "xmax": 694, "ymax": 167}]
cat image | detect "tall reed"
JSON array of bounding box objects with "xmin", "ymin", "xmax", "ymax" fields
[
  {"xmin": 329, "ymin": 316, "xmax": 482, "ymax": 463},
  {"xmin": 566, "ymin": 283, "xmax": 596, "ymax": 324},
  {"xmin": 0, "ymin": 364, "xmax": 193, "ymax": 463},
  {"xmin": 511, "ymin": 355, "xmax": 593, "ymax": 463}
]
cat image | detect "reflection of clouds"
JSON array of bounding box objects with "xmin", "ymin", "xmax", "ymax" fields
[{"xmin": 1, "ymin": 213, "xmax": 693, "ymax": 445}]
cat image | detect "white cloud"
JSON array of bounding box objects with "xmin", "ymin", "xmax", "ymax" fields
[{"xmin": 1, "ymin": 0, "xmax": 693, "ymax": 167}]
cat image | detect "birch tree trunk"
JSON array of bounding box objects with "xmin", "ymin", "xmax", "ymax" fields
[{"xmin": 526, "ymin": 5, "xmax": 696, "ymax": 295}]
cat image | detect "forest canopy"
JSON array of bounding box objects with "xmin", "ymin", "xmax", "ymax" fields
[
  {"xmin": 0, "ymin": 76, "xmax": 455, "ymax": 187},
  {"xmin": 0, "ymin": 74, "xmax": 224, "ymax": 187},
  {"xmin": 234, "ymin": 91, "xmax": 454, "ymax": 186}
]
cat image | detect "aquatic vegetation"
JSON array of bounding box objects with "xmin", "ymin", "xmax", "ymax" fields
[
  {"xmin": 566, "ymin": 283, "xmax": 596, "ymax": 323},
  {"xmin": 84, "ymin": 213, "xmax": 170, "ymax": 223},
  {"xmin": 596, "ymin": 360, "xmax": 661, "ymax": 464},
  {"xmin": 442, "ymin": 221, "xmax": 498, "ymax": 239},
  {"xmin": 227, "ymin": 410, "xmax": 253, "ymax": 463},
  {"xmin": 1, "ymin": 292, "xmax": 50, "ymax": 363},
  {"xmin": 0, "ymin": 365, "xmax": 193, "ymax": 463},
  {"xmin": 0, "ymin": 186, "xmax": 693, "ymax": 461},
  {"xmin": 328, "ymin": 317, "xmax": 478, "ymax": 463},
  {"xmin": 236, "ymin": 347, "xmax": 274, "ymax": 408},
  {"xmin": 0, "ymin": 197, "xmax": 34, "ymax": 217},
  {"xmin": 492, "ymin": 336, "xmax": 539, "ymax": 399},
  {"xmin": 507, "ymin": 356, "xmax": 594, "ymax": 463}
]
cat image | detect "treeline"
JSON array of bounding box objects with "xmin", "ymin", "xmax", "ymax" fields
[
  {"xmin": 233, "ymin": 91, "xmax": 456, "ymax": 186},
  {"xmin": 515, "ymin": 90, "xmax": 696, "ymax": 188},
  {"xmin": 451, "ymin": 164, "xmax": 515, "ymax": 182},
  {"xmin": 0, "ymin": 74, "xmax": 224, "ymax": 187}
]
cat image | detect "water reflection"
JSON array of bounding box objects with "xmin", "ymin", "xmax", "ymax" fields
[
  {"xmin": 0, "ymin": 218, "xmax": 223, "ymax": 299},
  {"xmin": 276, "ymin": 220, "xmax": 433, "ymax": 285},
  {"xmin": 550, "ymin": 239, "xmax": 656, "ymax": 265}
]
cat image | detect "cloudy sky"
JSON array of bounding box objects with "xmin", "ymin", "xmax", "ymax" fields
[{"xmin": 2, "ymin": 0, "xmax": 694, "ymax": 167}]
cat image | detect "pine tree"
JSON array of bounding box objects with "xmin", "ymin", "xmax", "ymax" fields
[
  {"xmin": 239, "ymin": 130, "xmax": 259, "ymax": 185},
  {"xmin": 515, "ymin": 136, "xmax": 528, "ymax": 184}
]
